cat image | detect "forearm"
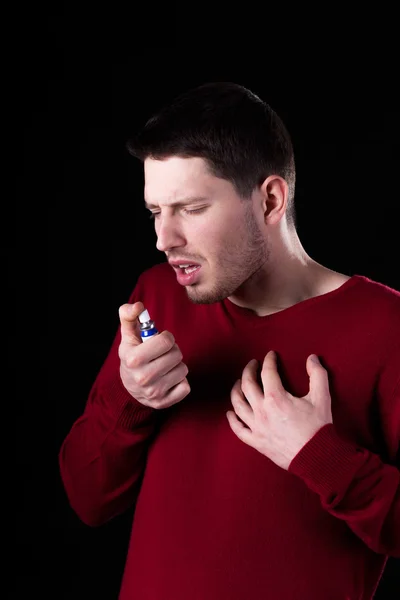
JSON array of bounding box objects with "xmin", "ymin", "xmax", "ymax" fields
[
  {"xmin": 59, "ymin": 373, "xmax": 156, "ymax": 526},
  {"xmin": 289, "ymin": 424, "xmax": 400, "ymax": 557}
]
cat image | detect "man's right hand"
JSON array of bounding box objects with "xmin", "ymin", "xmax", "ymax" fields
[{"xmin": 118, "ymin": 302, "xmax": 191, "ymax": 409}]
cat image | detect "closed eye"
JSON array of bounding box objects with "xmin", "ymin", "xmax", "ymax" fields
[{"xmin": 148, "ymin": 207, "xmax": 206, "ymax": 220}]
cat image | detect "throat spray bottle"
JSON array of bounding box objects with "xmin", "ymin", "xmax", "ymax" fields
[{"xmin": 138, "ymin": 308, "xmax": 159, "ymax": 343}]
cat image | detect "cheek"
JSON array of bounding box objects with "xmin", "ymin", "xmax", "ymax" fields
[
  {"xmin": 206, "ymin": 215, "xmax": 238, "ymax": 243},
  {"xmin": 195, "ymin": 212, "xmax": 242, "ymax": 256}
]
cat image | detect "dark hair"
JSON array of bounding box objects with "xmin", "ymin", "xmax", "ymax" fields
[{"xmin": 126, "ymin": 82, "xmax": 297, "ymax": 228}]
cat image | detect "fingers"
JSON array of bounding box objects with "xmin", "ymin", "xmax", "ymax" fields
[
  {"xmin": 118, "ymin": 302, "xmax": 145, "ymax": 346},
  {"xmin": 307, "ymin": 355, "xmax": 330, "ymax": 404},
  {"xmin": 231, "ymin": 379, "xmax": 254, "ymax": 424},
  {"xmin": 239, "ymin": 360, "xmax": 264, "ymax": 409},
  {"xmin": 260, "ymin": 351, "xmax": 286, "ymax": 395}
]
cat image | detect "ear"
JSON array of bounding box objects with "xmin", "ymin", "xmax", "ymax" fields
[{"xmin": 259, "ymin": 175, "xmax": 288, "ymax": 225}]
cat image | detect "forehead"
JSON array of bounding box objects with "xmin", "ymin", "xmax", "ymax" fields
[
  {"xmin": 144, "ymin": 156, "xmax": 210, "ymax": 180},
  {"xmin": 144, "ymin": 156, "xmax": 216, "ymax": 202}
]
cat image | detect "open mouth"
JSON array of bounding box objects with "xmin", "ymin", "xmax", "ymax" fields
[
  {"xmin": 180, "ymin": 265, "xmax": 200, "ymax": 274},
  {"xmin": 174, "ymin": 264, "xmax": 202, "ymax": 285}
]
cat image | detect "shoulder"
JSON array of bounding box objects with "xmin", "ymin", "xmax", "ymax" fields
[
  {"xmin": 319, "ymin": 268, "xmax": 400, "ymax": 321},
  {"xmin": 350, "ymin": 275, "xmax": 400, "ymax": 367},
  {"xmin": 352, "ymin": 274, "xmax": 400, "ymax": 313}
]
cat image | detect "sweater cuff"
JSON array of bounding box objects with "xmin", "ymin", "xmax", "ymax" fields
[
  {"xmin": 103, "ymin": 373, "xmax": 156, "ymax": 429},
  {"xmin": 288, "ymin": 423, "xmax": 365, "ymax": 496}
]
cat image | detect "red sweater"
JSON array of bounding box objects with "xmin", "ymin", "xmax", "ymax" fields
[{"xmin": 59, "ymin": 264, "xmax": 400, "ymax": 600}]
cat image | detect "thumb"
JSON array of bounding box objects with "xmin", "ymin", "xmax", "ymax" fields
[
  {"xmin": 118, "ymin": 301, "xmax": 145, "ymax": 346},
  {"xmin": 306, "ymin": 355, "xmax": 330, "ymax": 404}
]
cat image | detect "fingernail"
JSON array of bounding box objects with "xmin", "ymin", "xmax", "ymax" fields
[{"xmin": 310, "ymin": 354, "xmax": 319, "ymax": 363}]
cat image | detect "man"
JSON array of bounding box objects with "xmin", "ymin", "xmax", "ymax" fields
[{"xmin": 59, "ymin": 82, "xmax": 400, "ymax": 599}]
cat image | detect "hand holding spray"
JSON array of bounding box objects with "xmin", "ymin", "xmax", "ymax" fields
[{"xmin": 135, "ymin": 306, "xmax": 191, "ymax": 403}]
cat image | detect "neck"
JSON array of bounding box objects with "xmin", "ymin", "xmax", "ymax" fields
[{"xmin": 228, "ymin": 225, "xmax": 326, "ymax": 317}]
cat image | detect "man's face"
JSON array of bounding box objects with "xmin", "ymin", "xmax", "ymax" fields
[{"xmin": 144, "ymin": 156, "xmax": 269, "ymax": 304}]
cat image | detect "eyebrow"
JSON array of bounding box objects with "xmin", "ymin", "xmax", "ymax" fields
[{"xmin": 144, "ymin": 196, "xmax": 209, "ymax": 210}]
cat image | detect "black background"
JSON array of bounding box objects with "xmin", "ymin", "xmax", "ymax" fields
[{"xmin": 11, "ymin": 3, "xmax": 400, "ymax": 599}]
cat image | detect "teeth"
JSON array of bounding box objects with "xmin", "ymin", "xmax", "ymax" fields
[{"xmin": 179, "ymin": 264, "xmax": 191, "ymax": 268}]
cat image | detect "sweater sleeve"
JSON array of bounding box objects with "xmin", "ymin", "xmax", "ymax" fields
[
  {"xmin": 58, "ymin": 275, "xmax": 158, "ymax": 527},
  {"xmin": 288, "ymin": 345, "xmax": 400, "ymax": 558}
]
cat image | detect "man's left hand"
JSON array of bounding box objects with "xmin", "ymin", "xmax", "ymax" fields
[{"xmin": 226, "ymin": 351, "xmax": 333, "ymax": 470}]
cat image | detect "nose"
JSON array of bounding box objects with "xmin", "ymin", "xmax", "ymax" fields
[{"xmin": 155, "ymin": 215, "xmax": 186, "ymax": 253}]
